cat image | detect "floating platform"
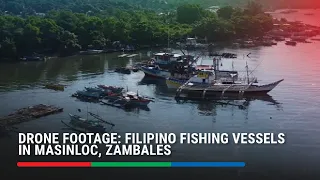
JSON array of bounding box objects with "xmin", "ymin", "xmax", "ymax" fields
[{"xmin": 0, "ymin": 104, "xmax": 63, "ymax": 126}]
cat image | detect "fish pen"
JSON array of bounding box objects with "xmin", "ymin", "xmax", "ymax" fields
[{"xmin": 0, "ymin": 104, "xmax": 63, "ymax": 126}]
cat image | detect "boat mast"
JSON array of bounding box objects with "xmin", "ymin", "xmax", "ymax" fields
[
  {"xmin": 167, "ymin": 12, "xmax": 170, "ymax": 51},
  {"xmin": 246, "ymin": 61, "xmax": 250, "ymax": 84}
]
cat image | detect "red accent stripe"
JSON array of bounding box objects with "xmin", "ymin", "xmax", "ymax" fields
[{"xmin": 17, "ymin": 162, "xmax": 91, "ymax": 167}]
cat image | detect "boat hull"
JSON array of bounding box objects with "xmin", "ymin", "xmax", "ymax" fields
[
  {"xmin": 140, "ymin": 66, "xmax": 171, "ymax": 78},
  {"xmin": 175, "ymin": 79, "xmax": 284, "ymax": 100},
  {"xmin": 166, "ymin": 78, "xmax": 186, "ymax": 89}
]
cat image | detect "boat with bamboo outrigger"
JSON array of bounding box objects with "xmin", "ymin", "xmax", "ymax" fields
[
  {"xmin": 100, "ymin": 89, "xmax": 153, "ymax": 111},
  {"xmin": 62, "ymin": 109, "xmax": 115, "ymax": 133},
  {"xmin": 175, "ymin": 59, "xmax": 284, "ymax": 100}
]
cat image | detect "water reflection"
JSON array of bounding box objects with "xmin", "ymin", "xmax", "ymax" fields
[{"xmin": 176, "ymin": 95, "xmax": 282, "ymax": 117}]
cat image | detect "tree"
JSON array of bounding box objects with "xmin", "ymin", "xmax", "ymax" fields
[
  {"xmin": 244, "ymin": 1, "xmax": 263, "ymax": 16},
  {"xmin": 177, "ymin": 4, "xmax": 206, "ymax": 24},
  {"xmin": 217, "ymin": 6, "xmax": 234, "ymax": 20}
]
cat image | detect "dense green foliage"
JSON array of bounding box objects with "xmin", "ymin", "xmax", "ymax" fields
[
  {"xmin": 1, "ymin": 0, "xmax": 319, "ymax": 15},
  {"xmin": 0, "ymin": 1, "xmax": 274, "ymax": 60}
]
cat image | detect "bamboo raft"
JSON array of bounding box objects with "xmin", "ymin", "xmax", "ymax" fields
[{"xmin": 0, "ymin": 104, "xmax": 63, "ymax": 126}]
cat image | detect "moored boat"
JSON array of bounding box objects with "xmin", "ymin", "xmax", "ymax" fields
[
  {"xmin": 79, "ymin": 49, "xmax": 103, "ymax": 55},
  {"xmin": 285, "ymin": 41, "xmax": 297, "ymax": 46},
  {"xmin": 73, "ymin": 90, "xmax": 101, "ymax": 99},
  {"xmin": 115, "ymin": 67, "xmax": 131, "ymax": 74},
  {"xmin": 175, "ymin": 62, "xmax": 283, "ymax": 100},
  {"xmin": 139, "ymin": 65, "xmax": 171, "ymax": 78},
  {"xmin": 44, "ymin": 84, "xmax": 65, "ymax": 91},
  {"xmin": 97, "ymin": 85, "xmax": 124, "ymax": 93},
  {"xmin": 122, "ymin": 91, "xmax": 153, "ymax": 106},
  {"xmin": 68, "ymin": 113, "xmax": 106, "ymax": 133},
  {"xmin": 175, "ymin": 79, "xmax": 284, "ymax": 100},
  {"xmin": 166, "ymin": 69, "xmax": 239, "ymax": 90}
]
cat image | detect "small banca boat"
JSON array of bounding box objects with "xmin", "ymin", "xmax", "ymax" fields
[
  {"xmin": 68, "ymin": 113, "xmax": 106, "ymax": 133},
  {"xmin": 97, "ymin": 85, "xmax": 124, "ymax": 93},
  {"xmin": 115, "ymin": 67, "xmax": 131, "ymax": 74},
  {"xmin": 44, "ymin": 84, "xmax": 65, "ymax": 91},
  {"xmin": 72, "ymin": 90, "xmax": 101, "ymax": 99},
  {"xmin": 79, "ymin": 49, "xmax": 103, "ymax": 55},
  {"xmin": 140, "ymin": 64, "xmax": 171, "ymax": 78},
  {"xmin": 285, "ymin": 41, "xmax": 297, "ymax": 46},
  {"xmin": 122, "ymin": 91, "xmax": 153, "ymax": 106}
]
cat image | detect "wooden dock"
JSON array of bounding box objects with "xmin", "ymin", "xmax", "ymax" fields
[{"xmin": 0, "ymin": 104, "xmax": 63, "ymax": 126}]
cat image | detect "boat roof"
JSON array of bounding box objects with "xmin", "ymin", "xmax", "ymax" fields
[
  {"xmin": 154, "ymin": 53, "xmax": 182, "ymax": 57},
  {"xmin": 196, "ymin": 65, "xmax": 214, "ymax": 70},
  {"xmin": 125, "ymin": 91, "xmax": 137, "ymax": 96}
]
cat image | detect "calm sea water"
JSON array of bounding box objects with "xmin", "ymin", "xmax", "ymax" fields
[{"xmin": 1, "ymin": 10, "xmax": 320, "ymax": 177}]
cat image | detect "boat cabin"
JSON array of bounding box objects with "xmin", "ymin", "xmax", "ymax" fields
[
  {"xmin": 153, "ymin": 53, "xmax": 182, "ymax": 65},
  {"xmin": 186, "ymin": 38, "xmax": 197, "ymax": 46},
  {"xmin": 189, "ymin": 70, "xmax": 215, "ymax": 84}
]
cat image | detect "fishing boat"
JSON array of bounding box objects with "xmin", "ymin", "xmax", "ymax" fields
[
  {"xmin": 63, "ymin": 111, "xmax": 115, "ymax": 133},
  {"xmin": 152, "ymin": 52, "xmax": 183, "ymax": 66},
  {"xmin": 73, "ymin": 90, "xmax": 101, "ymax": 99},
  {"xmin": 285, "ymin": 41, "xmax": 297, "ymax": 46},
  {"xmin": 44, "ymin": 84, "xmax": 65, "ymax": 91},
  {"xmin": 97, "ymin": 85, "xmax": 124, "ymax": 93},
  {"xmin": 280, "ymin": 9, "xmax": 298, "ymax": 14},
  {"xmin": 122, "ymin": 91, "xmax": 153, "ymax": 106},
  {"xmin": 178, "ymin": 38, "xmax": 208, "ymax": 49},
  {"xmin": 85, "ymin": 87, "xmax": 105, "ymax": 93},
  {"xmin": 67, "ymin": 113, "xmax": 106, "ymax": 133},
  {"xmin": 175, "ymin": 62, "xmax": 283, "ymax": 100},
  {"xmin": 115, "ymin": 67, "xmax": 131, "ymax": 74},
  {"xmin": 166, "ymin": 58, "xmax": 239, "ymax": 89},
  {"xmin": 166, "ymin": 70, "xmax": 238, "ymax": 89},
  {"xmin": 79, "ymin": 49, "xmax": 103, "ymax": 55},
  {"xmin": 140, "ymin": 64, "xmax": 171, "ymax": 78},
  {"xmin": 20, "ymin": 56, "xmax": 46, "ymax": 61}
]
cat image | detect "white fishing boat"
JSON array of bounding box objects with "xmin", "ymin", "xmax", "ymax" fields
[
  {"xmin": 178, "ymin": 38, "xmax": 208, "ymax": 49},
  {"xmin": 175, "ymin": 62, "xmax": 283, "ymax": 99}
]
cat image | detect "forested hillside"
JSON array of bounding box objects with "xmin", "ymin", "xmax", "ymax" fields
[
  {"xmin": 0, "ymin": 1, "xmax": 274, "ymax": 60},
  {"xmin": 0, "ymin": 0, "xmax": 319, "ymax": 16}
]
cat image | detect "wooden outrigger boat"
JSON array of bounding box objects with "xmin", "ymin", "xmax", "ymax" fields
[
  {"xmin": 67, "ymin": 113, "xmax": 106, "ymax": 133},
  {"xmin": 62, "ymin": 111, "xmax": 114, "ymax": 133},
  {"xmin": 97, "ymin": 85, "xmax": 124, "ymax": 93},
  {"xmin": 175, "ymin": 62, "xmax": 283, "ymax": 100},
  {"xmin": 175, "ymin": 79, "xmax": 284, "ymax": 100},
  {"xmin": 44, "ymin": 83, "xmax": 65, "ymax": 91}
]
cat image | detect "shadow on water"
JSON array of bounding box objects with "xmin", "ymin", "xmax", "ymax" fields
[
  {"xmin": 137, "ymin": 76, "xmax": 171, "ymax": 95},
  {"xmin": 176, "ymin": 95, "xmax": 282, "ymax": 116},
  {"xmin": 72, "ymin": 96, "xmax": 151, "ymax": 113}
]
